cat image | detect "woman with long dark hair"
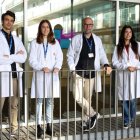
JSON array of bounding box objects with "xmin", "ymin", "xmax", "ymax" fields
[
  {"xmin": 29, "ymin": 19, "xmax": 63, "ymax": 138},
  {"xmin": 112, "ymin": 25, "xmax": 140, "ymax": 129}
]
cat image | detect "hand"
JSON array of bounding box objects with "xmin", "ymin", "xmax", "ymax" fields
[
  {"xmin": 16, "ymin": 50, "xmax": 24, "ymax": 55},
  {"xmin": 104, "ymin": 66, "xmax": 112, "ymax": 75},
  {"xmin": 42, "ymin": 67, "xmax": 51, "ymax": 73},
  {"xmin": 53, "ymin": 68, "xmax": 59, "ymax": 73},
  {"xmin": 3, "ymin": 55, "xmax": 9, "ymax": 58},
  {"xmin": 127, "ymin": 66, "xmax": 137, "ymax": 72}
]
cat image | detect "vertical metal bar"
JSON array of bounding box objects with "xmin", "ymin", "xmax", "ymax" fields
[
  {"xmin": 134, "ymin": 70, "xmax": 137, "ymax": 137},
  {"xmin": 26, "ymin": 71, "xmax": 29, "ymax": 140},
  {"xmin": 35, "ymin": 71, "xmax": 37, "ymax": 140},
  {"xmin": 43, "ymin": 72, "xmax": 45, "ymax": 140},
  {"xmin": 102, "ymin": 69, "xmax": 106, "ymax": 140},
  {"xmin": 115, "ymin": 70, "xmax": 119, "ymax": 140},
  {"xmin": 81, "ymin": 70, "xmax": 84, "ymax": 140},
  {"xmin": 109, "ymin": 71, "xmax": 112, "ymax": 140},
  {"xmin": 88, "ymin": 70, "xmax": 91, "ymax": 139},
  {"xmin": 18, "ymin": 72, "xmax": 20, "ymax": 139},
  {"xmin": 23, "ymin": 0, "xmax": 28, "ymax": 139},
  {"xmin": 59, "ymin": 70, "xmax": 62, "ymax": 139},
  {"xmin": 122, "ymin": 70, "xmax": 125, "ymax": 139},
  {"xmin": 71, "ymin": 0, "xmax": 73, "ymax": 137},
  {"xmin": 71, "ymin": 0, "xmax": 73, "ymax": 138},
  {"xmin": 128, "ymin": 72, "xmax": 131, "ymax": 138},
  {"xmin": 67, "ymin": 71, "xmax": 70, "ymax": 140},
  {"xmin": 9, "ymin": 72, "xmax": 12, "ymax": 140},
  {"xmin": 52, "ymin": 71, "xmax": 54, "ymax": 140},
  {"xmin": 74, "ymin": 71, "xmax": 77, "ymax": 140},
  {"xmin": 95, "ymin": 70, "xmax": 99, "ymax": 140}
]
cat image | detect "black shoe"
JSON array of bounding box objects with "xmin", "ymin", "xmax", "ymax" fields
[
  {"xmin": 37, "ymin": 125, "xmax": 44, "ymax": 138},
  {"xmin": 46, "ymin": 123, "xmax": 57, "ymax": 136},
  {"xmin": 81, "ymin": 121, "xmax": 90, "ymax": 131},
  {"xmin": 46, "ymin": 123, "xmax": 52, "ymax": 136},
  {"xmin": 89, "ymin": 113, "xmax": 100, "ymax": 129},
  {"xmin": 123, "ymin": 123, "xmax": 131, "ymax": 129}
]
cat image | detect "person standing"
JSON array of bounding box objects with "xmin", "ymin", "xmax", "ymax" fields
[
  {"xmin": 0, "ymin": 11, "xmax": 27, "ymax": 134},
  {"xmin": 67, "ymin": 17, "xmax": 112, "ymax": 131},
  {"xmin": 29, "ymin": 19, "xmax": 63, "ymax": 138},
  {"xmin": 112, "ymin": 25, "xmax": 140, "ymax": 129}
]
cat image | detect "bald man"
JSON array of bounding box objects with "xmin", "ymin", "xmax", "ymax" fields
[{"xmin": 67, "ymin": 17, "xmax": 112, "ymax": 131}]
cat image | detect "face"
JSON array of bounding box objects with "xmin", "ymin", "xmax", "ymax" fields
[
  {"xmin": 2, "ymin": 15, "xmax": 14, "ymax": 31},
  {"xmin": 41, "ymin": 22, "xmax": 50, "ymax": 37},
  {"xmin": 83, "ymin": 18, "xmax": 93, "ymax": 34},
  {"xmin": 124, "ymin": 28, "xmax": 132, "ymax": 41}
]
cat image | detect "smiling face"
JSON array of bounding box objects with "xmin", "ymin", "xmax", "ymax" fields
[
  {"xmin": 41, "ymin": 22, "xmax": 50, "ymax": 38},
  {"xmin": 2, "ymin": 15, "xmax": 14, "ymax": 32},
  {"xmin": 124, "ymin": 28, "xmax": 132, "ymax": 42}
]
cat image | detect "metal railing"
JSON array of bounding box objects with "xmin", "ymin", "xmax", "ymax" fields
[{"xmin": 0, "ymin": 69, "xmax": 140, "ymax": 140}]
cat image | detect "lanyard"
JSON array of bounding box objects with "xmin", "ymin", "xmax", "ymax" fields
[
  {"xmin": 1, "ymin": 30, "xmax": 13, "ymax": 51},
  {"xmin": 43, "ymin": 42, "xmax": 48, "ymax": 58},
  {"xmin": 86, "ymin": 38, "xmax": 93, "ymax": 52}
]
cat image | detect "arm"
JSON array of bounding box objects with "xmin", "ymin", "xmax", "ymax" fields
[
  {"xmin": 0, "ymin": 53, "xmax": 14, "ymax": 65},
  {"xmin": 67, "ymin": 37, "xmax": 76, "ymax": 71},
  {"xmin": 9, "ymin": 40, "xmax": 27, "ymax": 63}
]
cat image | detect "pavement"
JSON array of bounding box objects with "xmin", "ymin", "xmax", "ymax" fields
[{"xmin": 118, "ymin": 137, "xmax": 140, "ymax": 140}]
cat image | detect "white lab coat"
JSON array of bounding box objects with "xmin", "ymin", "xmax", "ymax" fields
[
  {"xmin": 112, "ymin": 43, "xmax": 140, "ymax": 100},
  {"xmin": 67, "ymin": 33, "xmax": 109, "ymax": 92},
  {"xmin": 29, "ymin": 39, "xmax": 63, "ymax": 98},
  {"xmin": 0, "ymin": 30, "xmax": 27, "ymax": 97}
]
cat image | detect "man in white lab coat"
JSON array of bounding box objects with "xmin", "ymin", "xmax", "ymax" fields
[
  {"xmin": 0, "ymin": 11, "xmax": 27, "ymax": 134},
  {"xmin": 67, "ymin": 17, "xmax": 112, "ymax": 131}
]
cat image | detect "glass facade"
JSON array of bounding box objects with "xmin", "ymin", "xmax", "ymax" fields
[{"xmin": 0, "ymin": 0, "xmax": 140, "ymax": 115}]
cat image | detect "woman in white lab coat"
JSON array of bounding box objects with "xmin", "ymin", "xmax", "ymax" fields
[
  {"xmin": 112, "ymin": 25, "xmax": 140, "ymax": 129},
  {"xmin": 29, "ymin": 19, "xmax": 63, "ymax": 137}
]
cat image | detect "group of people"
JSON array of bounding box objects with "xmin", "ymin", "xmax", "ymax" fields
[{"xmin": 0, "ymin": 10, "xmax": 140, "ymax": 138}]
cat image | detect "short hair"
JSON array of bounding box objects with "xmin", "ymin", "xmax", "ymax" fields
[{"xmin": 1, "ymin": 11, "xmax": 15, "ymax": 22}]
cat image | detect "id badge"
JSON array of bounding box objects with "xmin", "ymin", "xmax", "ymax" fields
[{"xmin": 88, "ymin": 53, "xmax": 94, "ymax": 58}]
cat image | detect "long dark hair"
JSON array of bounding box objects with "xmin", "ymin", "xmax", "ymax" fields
[
  {"xmin": 36, "ymin": 19, "xmax": 55, "ymax": 44},
  {"xmin": 117, "ymin": 25, "xmax": 138, "ymax": 59}
]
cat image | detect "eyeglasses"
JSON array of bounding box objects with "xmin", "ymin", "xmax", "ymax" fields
[{"xmin": 84, "ymin": 24, "xmax": 93, "ymax": 26}]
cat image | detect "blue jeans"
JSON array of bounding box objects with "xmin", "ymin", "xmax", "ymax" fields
[
  {"xmin": 121, "ymin": 99, "xmax": 136, "ymax": 125},
  {"xmin": 36, "ymin": 98, "xmax": 54, "ymax": 125}
]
